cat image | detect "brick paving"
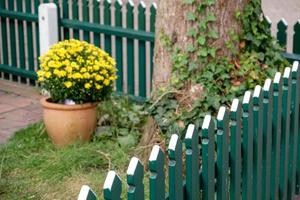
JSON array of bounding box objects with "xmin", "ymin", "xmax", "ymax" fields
[{"xmin": 0, "ymin": 80, "xmax": 42, "ymax": 144}]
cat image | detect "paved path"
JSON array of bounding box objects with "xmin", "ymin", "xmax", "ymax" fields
[{"xmin": 0, "ymin": 80, "xmax": 42, "ymax": 144}]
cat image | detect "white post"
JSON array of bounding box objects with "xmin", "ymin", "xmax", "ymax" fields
[{"xmin": 38, "ymin": 3, "xmax": 59, "ymax": 56}]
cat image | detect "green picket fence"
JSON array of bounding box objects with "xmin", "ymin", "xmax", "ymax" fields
[
  {"xmin": 78, "ymin": 61, "xmax": 300, "ymax": 200},
  {"xmin": 0, "ymin": 0, "xmax": 299, "ymax": 98}
]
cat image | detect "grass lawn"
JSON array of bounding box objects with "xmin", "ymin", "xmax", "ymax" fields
[{"xmin": 0, "ymin": 123, "xmax": 136, "ymax": 199}]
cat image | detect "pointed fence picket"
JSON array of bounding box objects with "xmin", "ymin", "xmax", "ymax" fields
[
  {"xmin": 216, "ymin": 107, "xmax": 229, "ymax": 200},
  {"xmin": 262, "ymin": 78, "xmax": 273, "ymax": 200},
  {"xmin": 76, "ymin": 61, "xmax": 300, "ymax": 200},
  {"xmin": 253, "ymin": 85, "xmax": 263, "ymax": 200},
  {"xmin": 241, "ymin": 91, "xmax": 253, "ymax": 200}
]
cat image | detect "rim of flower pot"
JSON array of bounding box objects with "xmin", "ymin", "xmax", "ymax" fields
[{"xmin": 40, "ymin": 97, "xmax": 98, "ymax": 111}]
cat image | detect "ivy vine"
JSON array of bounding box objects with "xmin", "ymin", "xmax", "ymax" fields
[{"xmin": 148, "ymin": 0, "xmax": 288, "ymax": 137}]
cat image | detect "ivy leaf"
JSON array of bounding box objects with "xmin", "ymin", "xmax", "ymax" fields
[
  {"xmin": 206, "ymin": 12, "xmax": 216, "ymax": 22},
  {"xmin": 188, "ymin": 62, "xmax": 198, "ymax": 71},
  {"xmin": 187, "ymin": 28, "xmax": 197, "ymax": 37},
  {"xmin": 187, "ymin": 12, "xmax": 196, "ymax": 21},
  {"xmin": 197, "ymin": 36, "xmax": 206, "ymax": 45},
  {"xmin": 198, "ymin": 48, "xmax": 208, "ymax": 57},
  {"xmin": 206, "ymin": 0, "xmax": 215, "ymax": 6},
  {"xmin": 187, "ymin": 44, "xmax": 196, "ymax": 52},
  {"xmin": 209, "ymin": 48, "xmax": 217, "ymax": 58},
  {"xmin": 208, "ymin": 29, "xmax": 219, "ymax": 39},
  {"xmin": 198, "ymin": 21, "xmax": 207, "ymax": 31},
  {"xmin": 183, "ymin": 0, "xmax": 194, "ymax": 4}
]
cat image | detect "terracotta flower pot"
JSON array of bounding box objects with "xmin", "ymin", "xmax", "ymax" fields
[{"xmin": 40, "ymin": 97, "xmax": 98, "ymax": 147}]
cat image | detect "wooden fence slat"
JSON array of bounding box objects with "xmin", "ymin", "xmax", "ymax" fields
[
  {"xmin": 242, "ymin": 91, "xmax": 253, "ymax": 200},
  {"xmin": 72, "ymin": 0, "xmax": 79, "ymax": 39},
  {"xmin": 82, "ymin": 0, "xmax": 90, "ymax": 42},
  {"xmin": 295, "ymin": 61, "xmax": 300, "ymax": 195},
  {"xmin": 62, "ymin": 0, "xmax": 70, "ymax": 39},
  {"xmin": 229, "ymin": 99, "xmax": 242, "ymax": 200},
  {"xmin": 168, "ymin": 134, "xmax": 183, "ymax": 200},
  {"xmin": 127, "ymin": 157, "xmax": 144, "ymax": 200},
  {"xmin": 293, "ymin": 20, "xmax": 300, "ymax": 54},
  {"xmin": 288, "ymin": 61, "xmax": 300, "ymax": 199},
  {"xmin": 126, "ymin": 1, "xmax": 134, "ymax": 95},
  {"xmin": 138, "ymin": 2, "xmax": 146, "ymax": 97},
  {"xmin": 16, "ymin": 0, "xmax": 25, "ymax": 83},
  {"xmin": 103, "ymin": 171, "xmax": 122, "ymax": 200},
  {"xmin": 0, "ymin": 0, "xmax": 9, "ymax": 79},
  {"xmin": 8, "ymin": 0, "xmax": 17, "ymax": 81},
  {"xmin": 216, "ymin": 107, "xmax": 229, "ymax": 200},
  {"xmin": 34, "ymin": 0, "xmax": 40, "ymax": 72},
  {"xmin": 78, "ymin": 185, "xmax": 97, "ymax": 200},
  {"xmin": 0, "ymin": 1, "xmax": 8, "ymax": 65},
  {"xmin": 262, "ymin": 79, "xmax": 273, "ymax": 200},
  {"xmin": 149, "ymin": 145, "xmax": 165, "ymax": 200},
  {"xmin": 114, "ymin": 0, "xmax": 123, "ymax": 92},
  {"xmin": 270, "ymin": 72, "xmax": 283, "ymax": 200},
  {"xmin": 103, "ymin": 0, "xmax": 112, "ymax": 55},
  {"xmin": 279, "ymin": 67, "xmax": 291, "ymax": 199},
  {"xmin": 201, "ymin": 115, "xmax": 215, "ymax": 200},
  {"xmin": 185, "ymin": 124, "xmax": 199, "ymax": 200},
  {"xmin": 277, "ymin": 18, "xmax": 288, "ymax": 48},
  {"xmin": 252, "ymin": 85, "xmax": 263, "ymax": 200},
  {"xmin": 279, "ymin": 67, "xmax": 292, "ymax": 200},
  {"xmin": 92, "ymin": 0, "xmax": 100, "ymax": 46},
  {"xmin": 149, "ymin": 3, "xmax": 156, "ymax": 90},
  {"xmin": 25, "ymin": 0, "xmax": 34, "ymax": 75}
]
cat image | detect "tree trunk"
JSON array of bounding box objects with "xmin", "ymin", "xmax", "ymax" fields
[{"xmin": 152, "ymin": 0, "xmax": 250, "ymax": 90}]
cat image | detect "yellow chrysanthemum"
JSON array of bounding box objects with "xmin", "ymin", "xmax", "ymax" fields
[
  {"xmin": 103, "ymin": 79, "xmax": 110, "ymax": 86},
  {"xmin": 84, "ymin": 83, "xmax": 91, "ymax": 89},
  {"xmin": 64, "ymin": 81, "xmax": 72, "ymax": 88}
]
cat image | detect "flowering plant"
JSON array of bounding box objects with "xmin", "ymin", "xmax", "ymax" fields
[{"xmin": 37, "ymin": 39, "xmax": 117, "ymax": 104}]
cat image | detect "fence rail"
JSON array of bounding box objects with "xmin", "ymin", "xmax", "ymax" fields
[
  {"xmin": 0, "ymin": 1, "xmax": 300, "ymax": 98},
  {"xmin": 78, "ymin": 61, "xmax": 300, "ymax": 200}
]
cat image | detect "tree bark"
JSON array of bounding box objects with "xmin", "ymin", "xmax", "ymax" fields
[{"xmin": 152, "ymin": 0, "xmax": 250, "ymax": 91}]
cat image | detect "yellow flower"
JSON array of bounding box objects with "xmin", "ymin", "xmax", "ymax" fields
[
  {"xmin": 95, "ymin": 84, "xmax": 102, "ymax": 90},
  {"xmin": 37, "ymin": 70, "xmax": 45, "ymax": 77},
  {"xmin": 103, "ymin": 79, "xmax": 110, "ymax": 86},
  {"xmin": 45, "ymin": 72, "xmax": 51, "ymax": 78},
  {"xmin": 65, "ymin": 66, "xmax": 73, "ymax": 73},
  {"xmin": 95, "ymin": 75, "xmax": 104, "ymax": 81},
  {"xmin": 64, "ymin": 81, "xmax": 72, "ymax": 88},
  {"xmin": 38, "ymin": 77, "xmax": 44, "ymax": 82},
  {"xmin": 80, "ymin": 68, "xmax": 87, "ymax": 73},
  {"xmin": 72, "ymin": 73, "xmax": 82, "ymax": 79},
  {"xmin": 93, "ymin": 65, "xmax": 99, "ymax": 71},
  {"xmin": 83, "ymin": 72, "xmax": 91, "ymax": 79},
  {"xmin": 84, "ymin": 83, "xmax": 91, "ymax": 89}
]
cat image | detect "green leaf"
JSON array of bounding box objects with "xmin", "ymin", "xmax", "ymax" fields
[
  {"xmin": 198, "ymin": 21, "xmax": 207, "ymax": 31},
  {"xmin": 186, "ymin": 12, "xmax": 196, "ymax": 21},
  {"xmin": 117, "ymin": 134, "xmax": 136, "ymax": 147},
  {"xmin": 206, "ymin": 12, "xmax": 216, "ymax": 22},
  {"xmin": 187, "ymin": 28, "xmax": 197, "ymax": 37},
  {"xmin": 209, "ymin": 48, "xmax": 217, "ymax": 58},
  {"xmin": 208, "ymin": 29, "xmax": 219, "ymax": 39},
  {"xmin": 187, "ymin": 44, "xmax": 196, "ymax": 52},
  {"xmin": 188, "ymin": 62, "xmax": 198, "ymax": 71},
  {"xmin": 197, "ymin": 36, "xmax": 206, "ymax": 45},
  {"xmin": 198, "ymin": 48, "xmax": 208, "ymax": 57},
  {"xmin": 183, "ymin": 0, "xmax": 194, "ymax": 4},
  {"xmin": 206, "ymin": 0, "xmax": 215, "ymax": 6}
]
